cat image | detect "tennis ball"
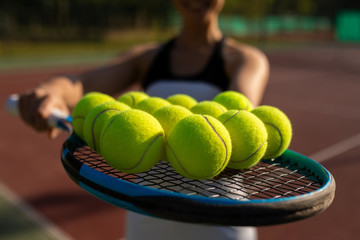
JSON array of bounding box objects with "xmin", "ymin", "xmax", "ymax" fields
[
  {"xmin": 166, "ymin": 114, "xmax": 232, "ymax": 180},
  {"xmin": 218, "ymin": 110, "xmax": 268, "ymax": 169},
  {"xmin": 213, "ymin": 91, "xmax": 253, "ymax": 111},
  {"xmin": 72, "ymin": 92, "xmax": 115, "ymax": 140},
  {"xmin": 190, "ymin": 101, "xmax": 227, "ymax": 118},
  {"xmin": 117, "ymin": 91, "xmax": 149, "ymax": 108},
  {"xmin": 83, "ymin": 101, "xmax": 130, "ymax": 153},
  {"xmin": 100, "ymin": 109, "xmax": 165, "ymax": 173},
  {"xmin": 251, "ymin": 105, "xmax": 292, "ymax": 159},
  {"xmin": 167, "ymin": 94, "xmax": 198, "ymax": 109},
  {"xmin": 153, "ymin": 105, "xmax": 192, "ymax": 136},
  {"xmin": 134, "ymin": 97, "xmax": 170, "ymax": 115}
]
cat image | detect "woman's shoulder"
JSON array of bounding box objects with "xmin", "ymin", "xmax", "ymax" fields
[{"xmin": 223, "ymin": 38, "xmax": 268, "ymax": 63}]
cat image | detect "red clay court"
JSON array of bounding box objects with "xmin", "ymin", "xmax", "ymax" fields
[{"xmin": 1, "ymin": 43, "xmax": 360, "ymax": 239}]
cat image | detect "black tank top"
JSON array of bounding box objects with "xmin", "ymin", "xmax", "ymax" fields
[{"xmin": 143, "ymin": 38, "xmax": 230, "ymax": 92}]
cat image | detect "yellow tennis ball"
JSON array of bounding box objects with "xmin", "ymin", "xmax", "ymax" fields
[
  {"xmin": 251, "ymin": 105, "xmax": 292, "ymax": 159},
  {"xmin": 213, "ymin": 91, "xmax": 253, "ymax": 111},
  {"xmin": 100, "ymin": 109, "xmax": 165, "ymax": 173},
  {"xmin": 153, "ymin": 105, "xmax": 192, "ymax": 136},
  {"xmin": 218, "ymin": 110, "xmax": 268, "ymax": 169},
  {"xmin": 190, "ymin": 101, "xmax": 227, "ymax": 118},
  {"xmin": 134, "ymin": 97, "xmax": 170, "ymax": 115},
  {"xmin": 83, "ymin": 101, "xmax": 130, "ymax": 153},
  {"xmin": 167, "ymin": 94, "xmax": 198, "ymax": 109},
  {"xmin": 72, "ymin": 92, "xmax": 115, "ymax": 140},
  {"xmin": 117, "ymin": 91, "xmax": 149, "ymax": 108},
  {"xmin": 166, "ymin": 114, "xmax": 232, "ymax": 180}
]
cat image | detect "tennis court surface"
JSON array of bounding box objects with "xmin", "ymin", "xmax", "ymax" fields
[{"xmin": 1, "ymin": 43, "xmax": 359, "ymax": 239}]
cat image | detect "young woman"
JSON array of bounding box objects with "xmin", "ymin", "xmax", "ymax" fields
[{"xmin": 18, "ymin": 0, "xmax": 269, "ymax": 239}]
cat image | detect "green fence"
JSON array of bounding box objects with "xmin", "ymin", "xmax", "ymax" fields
[
  {"xmin": 219, "ymin": 15, "xmax": 332, "ymax": 37},
  {"xmin": 336, "ymin": 11, "xmax": 360, "ymax": 42}
]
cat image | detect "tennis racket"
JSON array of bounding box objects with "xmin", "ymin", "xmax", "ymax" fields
[{"xmin": 6, "ymin": 94, "xmax": 336, "ymax": 226}]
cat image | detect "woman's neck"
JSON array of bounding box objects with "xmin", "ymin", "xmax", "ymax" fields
[{"xmin": 177, "ymin": 18, "xmax": 223, "ymax": 50}]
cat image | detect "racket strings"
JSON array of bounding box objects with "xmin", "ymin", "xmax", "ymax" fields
[
  {"xmin": 239, "ymin": 160, "xmax": 321, "ymax": 199},
  {"xmin": 72, "ymin": 145, "xmax": 322, "ymax": 200}
]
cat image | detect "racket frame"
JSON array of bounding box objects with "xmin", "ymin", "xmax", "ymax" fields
[{"xmin": 61, "ymin": 133, "xmax": 335, "ymax": 226}]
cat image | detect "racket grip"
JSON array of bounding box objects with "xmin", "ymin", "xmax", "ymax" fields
[
  {"xmin": 5, "ymin": 94, "xmax": 20, "ymax": 116},
  {"xmin": 5, "ymin": 94, "xmax": 72, "ymax": 130}
]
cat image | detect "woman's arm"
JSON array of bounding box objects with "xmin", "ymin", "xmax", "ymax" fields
[
  {"xmin": 226, "ymin": 40, "xmax": 270, "ymax": 107},
  {"xmin": 17, "ymin": 43, "xmax": 158, "ymax": 138},
  {"xmin": 79, "ymin": 44, "xmax": 157, "ymax": 96}
]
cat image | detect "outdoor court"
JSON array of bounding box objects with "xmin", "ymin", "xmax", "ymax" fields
[{"xmin": 1, "ymin": 43, "xmax": 359, "ymax": 239}]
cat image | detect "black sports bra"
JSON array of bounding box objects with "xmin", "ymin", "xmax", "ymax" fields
[{"xmin": 143, "ymin": 37, "xmax": 230, "ymax": 92}]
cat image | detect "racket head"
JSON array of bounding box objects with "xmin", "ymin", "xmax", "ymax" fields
[{"xmin": 61, "ymin": 133, "xmax": 335, "ymax": 226}]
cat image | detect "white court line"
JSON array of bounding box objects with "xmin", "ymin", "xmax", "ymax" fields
[
  {"xmin": 0, "ymin": 182, "xmax": 73, "ymax": 240},
  {"xmin": 309, "ymin": 132, "xmax": 360, "ymax": 163}
]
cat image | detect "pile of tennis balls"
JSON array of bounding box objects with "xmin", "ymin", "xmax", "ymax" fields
[{"xmin": 72, "ymin": 90, "xmax": 292, "ymax": 180}]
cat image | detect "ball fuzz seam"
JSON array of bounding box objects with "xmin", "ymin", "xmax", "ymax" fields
[
  {"xmin": 128, "ymin": 133, "xmax": 163, "ymax": 171},
  {"xmin": 222, "ymin": 110, "xmax": 266, "ymax": 164},
  {"xmin": 263, "ymin": 122, "xmax": 283, "ymax": 157},
  {"xmin": 100, "ymin": 109, "xmax": 165, "ymax": 173},
  {"xmin": 89, "ymin": 108, "xmax": 122, "ymax": 152},
  {"xmin": 166, "ymin": 115, "xmax": 230, "ymax": 179}
]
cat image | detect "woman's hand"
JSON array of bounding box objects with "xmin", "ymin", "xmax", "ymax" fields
[{"xmin": 18, "ymin": 88, "xmax": 70, "ymax": 139}]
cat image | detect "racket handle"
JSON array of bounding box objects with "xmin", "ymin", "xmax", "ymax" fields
[
  {"xmin": 5, "ymin": 94, "xmax": 72, "ymax": 131},
  {"xmin": 5, "ymin": 94, "xmax": 20, "ymax": 116}
]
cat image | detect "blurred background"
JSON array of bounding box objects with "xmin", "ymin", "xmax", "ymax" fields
[
  {"xmin": 1, "ymin": 0, "xmax": 360, "ymax": 69},
  {"xmin": 1, "ymin": 1, "xmax": 360, "ymax": 240}
]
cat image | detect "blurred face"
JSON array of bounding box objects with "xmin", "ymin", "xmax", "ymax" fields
[{"xmin": 173, "ymin": 0, "xmax": 225, "ymax": 23}]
